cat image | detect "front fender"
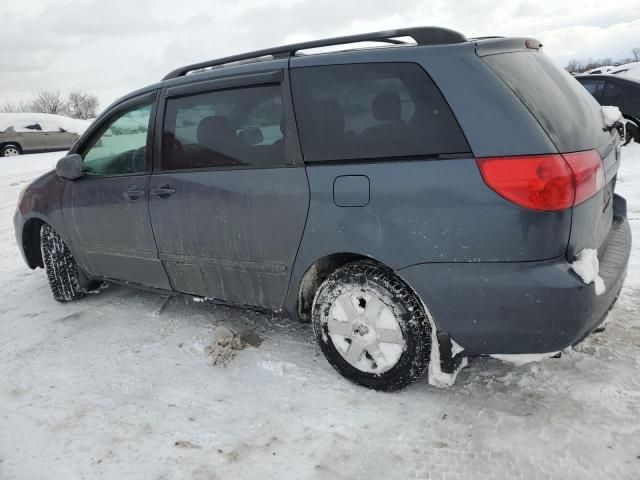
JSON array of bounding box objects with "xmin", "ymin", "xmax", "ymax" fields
[{"xmin": 14, "ymin": 170, "xmax": 70, "ymax": 268}]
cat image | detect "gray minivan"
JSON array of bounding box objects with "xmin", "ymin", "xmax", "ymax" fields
[{"xmin": 14, "ymin": 27, "xmax": 631, "ymax": 390}]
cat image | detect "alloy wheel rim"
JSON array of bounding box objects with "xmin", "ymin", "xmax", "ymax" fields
[
  {"xmin": 326, "ymin": 289, "xmax": 405, "ymax": 374},
  {"xmin": 3, "ymin": 147, "xmax": 19, "ymax": 156}
]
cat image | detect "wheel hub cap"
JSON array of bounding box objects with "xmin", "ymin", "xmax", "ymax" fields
[{"xmin": 326, "ymin": 290, "xmax": 405, "ymax": 374}]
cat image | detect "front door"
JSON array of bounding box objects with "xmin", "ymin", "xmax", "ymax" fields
[
  {"xmin": 148, "ymin": 70, "xmax": 309, "ymax": 309},
  {"xmin": 41, "ymin": 121, "xmax": 75, "ymax": 151},
  {"xmin": 63, "ymin": 94, "xmax": 171, "ymax": 289}
]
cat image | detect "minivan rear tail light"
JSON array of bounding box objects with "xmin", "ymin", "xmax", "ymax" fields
[
  {"xmin": 476, "ymin": 150, "xmax": 604, "ymax": 212},
  {"xmin": 562, "ymin": 150, "xmax": 606, "ymax": 206}
]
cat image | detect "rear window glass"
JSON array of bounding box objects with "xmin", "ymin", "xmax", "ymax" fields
[
  {"xmin": 483, "ymin": 52, "xmax": 610, "ymax": 152},
  {"xmin": 290, "ymin": 63, "xmax": 469, "ymax": 162}
]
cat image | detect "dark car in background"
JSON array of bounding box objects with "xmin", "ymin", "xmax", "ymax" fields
[
  {"xmin": 576, "ymin": 74, "xmax": 640, "ymax": 143},
  {"xmin": 14, "ymin": 27, "xmax": 631, "ymax": 391}
]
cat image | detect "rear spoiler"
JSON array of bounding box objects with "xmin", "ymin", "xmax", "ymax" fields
[{"xmin": 474, "ymin": 37, "xmax": 543, "ymax": 57}]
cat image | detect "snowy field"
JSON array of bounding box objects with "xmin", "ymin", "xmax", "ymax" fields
[{"xmin": 1, "ymin": 146, "xmax": 640, "ymax": 480}]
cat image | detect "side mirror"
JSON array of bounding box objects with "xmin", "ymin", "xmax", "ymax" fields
[{"xmin": 55, "ymin": 154, "xmax": 85, "ymax": 180}]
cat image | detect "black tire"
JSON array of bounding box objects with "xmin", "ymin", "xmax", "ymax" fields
[
  {"xmin": 1, "ymin": 143, "xmax": 21, "ymax": 157},
  {"xmin": 625, "ymin": 121, "xmax": 640, "ymax": 145},
  {"xmin": 312, "ymin": 261, "xmax": 431, "ymax": 391},
  {"xmin": 40, "ymin": 224, "xmax": 85, "ymax": 302}
]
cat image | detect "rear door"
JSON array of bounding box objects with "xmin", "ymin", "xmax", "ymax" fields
[
  {"xmin": 17, "ymin": 123, "xmax": 47, "ymax": 153},
  {"xmin": 41, "ymin": 122, "xmax": 75, "ymax": 151},
  {"xmin": 148, "ymin": 68, "xmax": 309, "ymax": 309}
]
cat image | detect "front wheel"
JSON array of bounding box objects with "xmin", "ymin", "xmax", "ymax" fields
[
  {"xmin": 40, "ymin": 224, "xmax": 86, "ymax": 302},
  {"xmin": 311, "ymin": 261, "xmax": 431, "ymax": 391},
  {"xmin": 1, "ymin": 143, "xmax": 21, "ymax": 157}
]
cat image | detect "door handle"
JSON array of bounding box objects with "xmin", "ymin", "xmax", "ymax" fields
[
  {"xmin": 150, "ymin": 185, "xmax": 176, "ymax": 199},
  {"xmin": 123, "ymin": 188, "xmax": 146, "ymax": 200}
]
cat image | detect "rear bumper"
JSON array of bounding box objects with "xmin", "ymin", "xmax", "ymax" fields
[{"xmin": 397, "ymin": 196, "xmax": 631, "ymax": 355}]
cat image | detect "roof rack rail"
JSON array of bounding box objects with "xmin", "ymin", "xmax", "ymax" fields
[{"xmin": 162, "ymin": 26, "xmax": 466, "ymax": 80}]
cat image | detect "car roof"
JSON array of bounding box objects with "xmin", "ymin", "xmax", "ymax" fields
[{"xmin": 576, "ymin": 74, "xmax": 640, "ymax": 85}]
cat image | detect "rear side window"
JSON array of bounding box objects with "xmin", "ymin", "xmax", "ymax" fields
[
  {"xmin": 483, "ymin": 52, "xmax": 610, "ymax": 152},
  {"xmin": 578, "ymin": 79, "xmax": 605, "ymax": 98},
  {"xmin": 162, "ymin": 85, "xmax": 287, "ymax": 171},
  {"xmin": 290, "ymin": 63, "xmax": 469, "ymax": 162}
]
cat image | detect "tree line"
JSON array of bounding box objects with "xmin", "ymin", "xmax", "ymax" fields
[
  {"xmin": 1, "ymin": 90, "xmax": 99, "ymax": 120},
  {"xmin": 565, "ymin": 47, "xmax": 640, "ymax": 74}
]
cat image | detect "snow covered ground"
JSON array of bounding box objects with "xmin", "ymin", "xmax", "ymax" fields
[{"xmin": 1, "ymin": 146, "xmax": 640, "ymax": 480}]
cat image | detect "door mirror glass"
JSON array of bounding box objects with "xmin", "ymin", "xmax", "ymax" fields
[{"xmin": 55, "ymin": 154, "xmax": 85, "ymax": 180}]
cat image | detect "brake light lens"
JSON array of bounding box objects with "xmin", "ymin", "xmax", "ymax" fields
[
  {"xmin": 476, "ymin": 150, "xmax": 604, "ymax": 212},
  {"xmin": 562, "ymin": 150, "xmax": 606, "ymax": 206}
]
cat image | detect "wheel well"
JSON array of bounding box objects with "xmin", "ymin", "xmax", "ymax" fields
[
  {"xmin": 297, "ymin": 253, "xmax": 384, "ymax": 322},
  {"xmin": 0, "ymin": 141, "xmax": 22, "ymax": 152},
  {"xmin": 22, "ymin": 219, "xmax": 45, "ymax": 269}
]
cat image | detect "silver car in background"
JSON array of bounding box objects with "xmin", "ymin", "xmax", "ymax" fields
[{"xmin": 0, "ymin": 113, "xmax": 90, "ymax": 157}]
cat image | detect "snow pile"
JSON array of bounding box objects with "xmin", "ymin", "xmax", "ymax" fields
[
  {"xmin": 204, "ymin": 326, "xmax": 247, "ymax": 366},
  {"xmin": 601, "ymin": 106, "xmax": 623, "ymax": 128},
  {"xmin": 0, "ymin": 112, "xmax": 92, "ymax": 135},
  {"xmin": 571, "ymin": 248, "xmax": 606, "ymax": 295},
  {"xmin": 203, "ymin": 325, "xmax": 261, "ymax": 366}
]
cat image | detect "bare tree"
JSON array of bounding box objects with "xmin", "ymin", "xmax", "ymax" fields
[
  {"xmin": 632, "ymin": 47, "xmax": 640, "ymax": 62},
  {"xmin": 0, "ymin": 100, "xmax": 32, "ymax": 113},
  {"xmin": 565, "ymin": 58, "xmax": 583, "ymax": 73},
  {"xmin": 31, "ymin": 91, "xmax": 68, "ymax": 115},
  {"xmin": 66, "ymin": 90, "xmax": 99, "ymax": 119}
]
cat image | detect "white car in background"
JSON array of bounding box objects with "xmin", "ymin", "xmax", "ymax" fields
[
  {"xmin": 0, "ymin": 113, "xmax": 91, "ymax": 157},
  {"xmin": 611, "ymin": 62, "xmax": 640, "ymax": 80},
  {"xmin": 587, "ymin": 65, "xmax": 616, "ymax": 74}
]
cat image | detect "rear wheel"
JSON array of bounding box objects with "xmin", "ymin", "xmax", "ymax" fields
[
  {"xmin": 311, "ymin": 261, "xmax": 431, "ymax": 391},
  {"xmin": 40, "ymin": 224, "xmax": 85, "ymax": 302},
  {"xmin": 1, "ymin": 143, "xmax": 21, "ymax": 157},
  {"xmin": 624, "ymin": 120, "xmax": 640, "ymax": 145}
]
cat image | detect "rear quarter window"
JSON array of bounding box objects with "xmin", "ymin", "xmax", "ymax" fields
[
  {"xmin": 290, "ymin": 63, "xmax": 469, "ymax": 162},
  {"xmin": 483, "ymin": 52, "xmax": 610, "ymax": 152}
]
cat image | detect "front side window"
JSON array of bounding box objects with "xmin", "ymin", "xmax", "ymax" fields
[
  {"xmin": 290, "ymin": 63, "xmax": 469, "ymax": 162},
  {"xmin": 82, "ymin": 102, "xmax": 152, "ymax": 176},
  {"xmin": 162, "ymin": 84, "xmax": 287, "ymax": 171}
]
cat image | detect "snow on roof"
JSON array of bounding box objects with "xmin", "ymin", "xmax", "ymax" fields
[
  {"xmin": 0, "ymin": 113, "xmax": 92, "ymax": 135},
  {"xmin": 611, "ymin": 61, "xmax": 640, "ymax": 80}
]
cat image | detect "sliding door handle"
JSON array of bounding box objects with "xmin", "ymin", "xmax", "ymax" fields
[{"xmin": 150, "ymin": 185, "xmax": 176, "ymax": 199}]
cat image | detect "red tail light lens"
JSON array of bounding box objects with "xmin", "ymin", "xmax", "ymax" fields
[
  {"xmin": 562, "ymin": 150, "xmax": 606, "ymax": 206},
  {"xmin": 477, "ymin": 150, "xmax": 604, "ymax": 211},
  {"xmin": 477, "ymin": 154, "xmax": 574, "ymax": 211}
]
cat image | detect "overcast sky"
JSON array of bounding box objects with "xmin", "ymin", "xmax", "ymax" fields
[{"xmin": 1, "ymin": 0, "xmax": 639, "ymax": 110}]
